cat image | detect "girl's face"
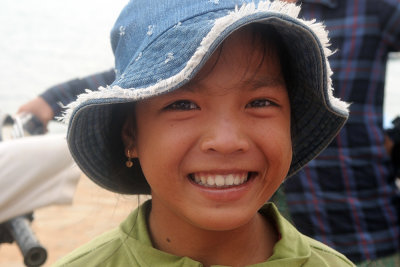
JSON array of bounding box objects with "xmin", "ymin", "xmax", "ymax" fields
[{"xmin": 125, "ymin": 28, "xmax": 292, "ymax": 231}]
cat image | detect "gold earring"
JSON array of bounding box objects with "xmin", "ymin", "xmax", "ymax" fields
[{"xmin": 126, "ymin": 149, "xmax": 133, "ymax": 168}]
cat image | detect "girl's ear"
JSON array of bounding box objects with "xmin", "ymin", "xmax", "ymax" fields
[{"xmin": 121, "ymin": 118, "xmax": 138, "ymax": 157}]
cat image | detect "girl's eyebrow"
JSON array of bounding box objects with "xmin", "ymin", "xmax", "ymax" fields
[
  {"xmin": 180, "ymin": 76, "xmax": 286, "ymax": 93},
  {"xmin": 179, "ymin": 83, "xmax": 197, "ymax": 92},
  {"xmin": 243, "ymin": 76, "xmax": 286, "ymax": 91}
]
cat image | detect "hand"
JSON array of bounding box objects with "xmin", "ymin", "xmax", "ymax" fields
[{"xmin": 17, "ymin": 97, "xmax": 54, "ymax": 131}]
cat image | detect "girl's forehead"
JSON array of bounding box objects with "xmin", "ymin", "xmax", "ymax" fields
[
  {"xmin": 183, "ymin": 31, "xmax": 285, "ymax": 92},
  {"xmin": 180, "ymin": 74, "xmax": 286, "ymax": 95}
]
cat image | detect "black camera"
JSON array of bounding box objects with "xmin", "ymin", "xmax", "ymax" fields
[
  {"xmin": 0, "ymin": 112, "xmax": 45, "ymax": 141},
  {"xmin": 0, "ymin": 111, "xmax": 47, "ymax": 266}
]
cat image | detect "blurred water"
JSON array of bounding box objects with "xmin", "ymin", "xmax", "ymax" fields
[
  {"xmin": 0, "ymin": 0, "xmax": 127, "ymax": 132},
  {"xmin": 0, "ymin": 0, "xmax": 399, "ymax": 132}
]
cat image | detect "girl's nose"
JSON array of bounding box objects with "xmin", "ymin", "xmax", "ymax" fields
[{"xmin": 200, "ymin": 116, "xmax": 250, "ymax": 154}]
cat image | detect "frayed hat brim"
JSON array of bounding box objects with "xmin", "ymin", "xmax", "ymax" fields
[{"xmin": 64, "ymin": 0, "xmax": 348, "ymax": 194}]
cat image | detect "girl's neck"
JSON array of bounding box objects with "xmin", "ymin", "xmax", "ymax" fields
[{"xmin": 148, "ymin": 202, "xmax": 278, "ymax": 267}]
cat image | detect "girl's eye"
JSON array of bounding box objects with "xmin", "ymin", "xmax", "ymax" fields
[
  {"xmin": 164, "ymin": 100, "xmax": 199, "ymax": 111},
  {"xmin": 246, "ymin": 99, "xmax": 275, "ymax": 108}
]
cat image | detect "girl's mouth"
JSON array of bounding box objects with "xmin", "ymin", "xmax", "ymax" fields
[{"xmin": 188, "ymin": 172, "xmax": 256, "ymax": 188}]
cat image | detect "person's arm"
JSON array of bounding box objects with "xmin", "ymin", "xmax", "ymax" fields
[{"xmin": 17, "ymin": 69, "xmax": 115, "ymax": 128}]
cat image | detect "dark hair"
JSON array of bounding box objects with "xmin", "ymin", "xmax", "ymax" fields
[
  {"xmin": 251, "ymin": 23, "xmax": 293, "ymax": 90},
  {"xmin": 191, "ymin": 23, "xmax": 293, "ymax": 90}
]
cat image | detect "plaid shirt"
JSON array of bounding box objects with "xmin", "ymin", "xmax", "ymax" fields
[{"xmin": 282, "ymin": 0, "xmax": 400, "ymax": 263}]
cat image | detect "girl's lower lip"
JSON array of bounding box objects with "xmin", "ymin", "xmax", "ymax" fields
[{"xmin": 188, "ymin": 174, "xmax": 256, "ymax": 202}]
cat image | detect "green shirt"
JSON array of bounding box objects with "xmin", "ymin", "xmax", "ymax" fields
[{"xmin": 53, "ymin": 201, "xmax": 355, "ymax": 266}]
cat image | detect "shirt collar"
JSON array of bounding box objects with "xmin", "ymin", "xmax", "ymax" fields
[{"xmin": 120, "ymin": 201, "xmax": 312, "ymax": 266}]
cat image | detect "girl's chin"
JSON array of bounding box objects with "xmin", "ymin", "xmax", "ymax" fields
[{"xmin": 184, "ymin": 203, "xmax": 261, "ymax": 232}]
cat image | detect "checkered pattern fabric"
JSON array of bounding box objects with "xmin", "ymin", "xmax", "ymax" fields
[{"xmin": 282, "ymin": 0, "xmax": 400, "ymax": 263}]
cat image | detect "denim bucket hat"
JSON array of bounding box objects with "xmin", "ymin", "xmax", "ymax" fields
[{"xmin": 64, "ymin": 0, "xmax": 349, "ymax": 194}]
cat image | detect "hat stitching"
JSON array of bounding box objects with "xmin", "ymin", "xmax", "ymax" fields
[
  {"xmin": 119, "ymin": 26, "xmax": 126, "ymax": 36},
  {"xmin": 147, "ymin": 25, "xmax": 155, "ymax": 36},
  {"xmin": 209, "ymin": 0, "xmax": 221, "ymax": 5},
  {"xmin": 164, "ymin": 53, "xmax": 175, "ymax": 64}
]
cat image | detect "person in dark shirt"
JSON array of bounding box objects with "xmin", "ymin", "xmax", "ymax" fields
[{"xmin": 274, "ymin": 0, "xmax": 400, "ymax": 265}]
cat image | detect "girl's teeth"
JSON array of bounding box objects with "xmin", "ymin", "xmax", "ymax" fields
[
  {"xmin": 226, "ymin": 174, "xmax": 234, "ymax": 186},
  {"xmin": 233, "ymin": 176, "xmax": 237, "ymax": 185},
  {"xmin": 215, "ymin": 175, "xmax": 224, "ymax": 186},
  {"xmin": 207, "ymin": 176, "xmax": 215, "ymax": 186},
  {"xmin": 193, "ymin": 173, "xmax": 249, "ymax": 188}
]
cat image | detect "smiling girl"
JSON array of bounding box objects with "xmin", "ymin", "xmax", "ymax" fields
[{"xmin": 55, "ymin": 1, "xmax": 353, "ymax": 266}]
